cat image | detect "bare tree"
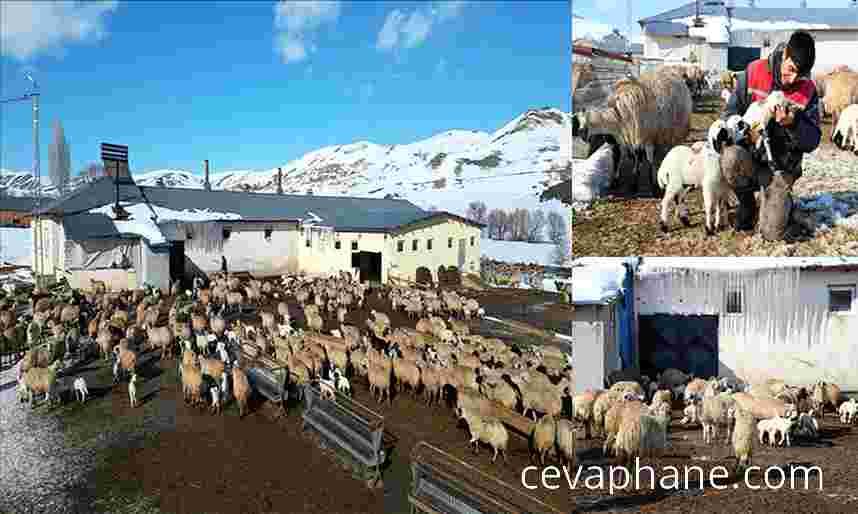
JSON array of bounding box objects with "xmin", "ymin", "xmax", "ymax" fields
[
  {"xmin": 486, "ymin": 209, "xmax": 502, "ymax": 239},
  {"xmin": 507, "ymin": 208, "xmax": 530, "ymax": 241},
  {"xmin": 547, "ymin": 210, "xmax": 567, "ymax": 245},
  {"xmin": 498, "ymin": 210, "xmax": 513, "ymax": 240},
  {"xmin": 550, "ymin": 234, "xmax": 571, "ymax": 266},
  {"xmin": 48, "ymin": 120, "xmax": 71, "ymax": 194},
  {"xmin": 527, "ymin": 209, "xmax": 546, "ymax": 242},
  {"xmin": 466, "ymin": 200, "xmax": 489, "ymax": 237}
]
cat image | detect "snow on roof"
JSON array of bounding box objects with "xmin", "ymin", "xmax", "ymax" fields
[
  {"xmin": 637, "ymin": 257, "xmax": 858, "ymax": 275},
  {"xmin": 480, "ymin": 238, "xmax": 560, "ymax": 267},
  {"xmin": 571, "ymin": 258, "xmax": 631, "ymax": 304},
  {"xmin": 0, "ymin": 227, "xmax": 32, "ymax": 266},
  {"xmin": 87, "ymin": 202, "xmax": 243, "ymax": 245}
]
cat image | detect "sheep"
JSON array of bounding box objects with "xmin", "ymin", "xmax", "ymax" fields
[
  {"xmin": 639, "ymin": 400, "xmax": 671, "ymax": 458},
  {"xmin": 181, "ymin": 361, "xmax": 204, "ymax": 407},
  {"xmin": 530, "ymin": 414, "xmax": 557, "ymax": 466},
  {"xmin": 832, "ymin": 104, "xmax": 858, "ymax": 153},
  {"xmin": 612, "ymin": 401, "xmax": 645, "ymax": 464},
  {"xmin": 757, "ymin": 412, "xmax": 797, "ymax": 447},
  {"xmin": 794, "ymin": 410, "xmax": 820, "ymax": 440},
  {"xmin": 22, "ymin": 361, "xmax": 63, "ymax": 406},
  {"xmin": 604, "ymin": 396, "xmax": 641, "ymax": 457},
  {"xmin": 232, "ymin": 361, "xmax": 252, "ymax": 418},
  {"xmin": 554, "ymin": 419, "xmax": 578, "ymax": 469},
  {"xmin": 609, "ymin": 381, "xmax": 645, "ymax": 399},
  {"xmin": 319, "ymin": 377, "xmax": 337, "ymax": 400},
  {"xmin": 73, "ymin": 376, "xmax": 89, "ymax": 403},
  {"xmin": 838, "ymin": 398, "xmax": 857, "ymax": 424},
  {"xmin": 128, "ymin": 373, "xmax": 139, "ymax": 408},
  {"xmin": 732, "ymin": 408, "xmax": 755, "ymax": 472},
  {"xmin": 333, "ymin": 368, "xmax": 351, "ymax": 396},
  {"xmin": 701, "ymin": 393, "xmax": 735, "ymax": 445},
  {"xmin": 571, "ymin": 68, "xmax": 693, "ymax": 185},
  {"xmin": 210, "ymin": 385, "xmax": 222, "ymax": 414},
  {"xmin": 732, "ymin": 392, "xmax": 792, "ymax": 420},
  {"xmin": 652, "ymin": 389, "xmax": 671, "ymax": 406},
  {"xmin": 822, "ymin": 71, "xmax": 858, "ymax": 132},
  {"xmin": 592, "ymin": 390, "xmax": 623, "ymax": 438},
  {"xmin": 113, "ymin": 346, "xmax": 138, "ymax": 383},
  {"xmin": 812, "ymin": 381, "xmax": 842, "ymax": 418},
  {"xmin": 367, "ymin": 359, "xmax": 392, "ymax": 405},
  {"xmin": 458, "ymin": 406, "xmax": 509, "ymax": 463}
]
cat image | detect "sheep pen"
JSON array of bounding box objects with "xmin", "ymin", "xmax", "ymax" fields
[
  {"xmin": 3, "ymin": 274, "xmax": 858, "ymax": 514},
  {"xmin": 573, "ymin": 74, "xmax": 858, "ymax": 257}
]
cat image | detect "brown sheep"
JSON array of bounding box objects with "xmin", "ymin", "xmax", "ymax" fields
[{"xmin": 232, "ymin": 362, "xmax": 252, "ymax": 418}]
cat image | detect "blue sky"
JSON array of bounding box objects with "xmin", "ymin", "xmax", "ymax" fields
[
  {"xmin": 573, "ymin": 0, "xmax": 853, "ymax": 44},
  {"xmin": 0, "ymin": 1, "xmax": 570, "ymax": 178}
]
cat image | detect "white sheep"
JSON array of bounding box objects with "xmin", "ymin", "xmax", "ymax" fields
[
  {"xmin": 128, "ymin": 373, "xmax": 139, "ymax": 408},
  {"xmin": 458, "ymin": 406, "xmax": 509, "ymax": 463},
  {"xmin": 658, "ymin": 119, "xmax": 733, "ymax": 235},
  {"xmin": 757, "ymin": 413, "xmax": 797, "ymax": 447},
  {"xmin": 73, "ymin": 376, "xmax": 89, "ymax": 403},
  {"xmin": 832, "ymin": 104, "xmax": 858, "ymax": 153},
  {"xmin": 319, "ymin": 378, "xmax": 337, "ymax": 401},
  {"xmin": 732, "ymin": 408, "xmax": 755, "ymax": 472},
  {"xmin": 333, "ymin": 369, "xmax": 351, "ymax": 396},
  {"xmin": 210, "ymin": 385, "xmax": 222, "ymax": 414},
  {"xmin": 737, "ymin": 90, "xmax": 793, "ymax": 157},
  {"xmin": 839, "ymin": 398, "xmax": 857, "ymax": 424},
  {"xmin": 680, "ymin": 401, "xmax": 701, "ymax": 426},
  {"xmin": 216, "ymin": 341, "xmax": 230, "ymax": 363}
]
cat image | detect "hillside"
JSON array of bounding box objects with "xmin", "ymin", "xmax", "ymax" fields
[{"xmin": 0, "ymin": 108, "xmax": 571, "ymax": 218}]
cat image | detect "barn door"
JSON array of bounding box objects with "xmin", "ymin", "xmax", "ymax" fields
[
  {"xmin": 168, "ymin": 241, "xmax": 185, "ymax": 287},
  {"xmin": 638, "ymin": 314, "xmax": 719, "ymax": 379},
  {"xmin": 458, "ymin": 239, "xmax": 466, "ymax": 269}
]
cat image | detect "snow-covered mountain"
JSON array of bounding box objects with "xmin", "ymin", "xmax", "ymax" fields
[{"xmin": 1, "ymin": 108, "xmax": 571, "ymax": 217}]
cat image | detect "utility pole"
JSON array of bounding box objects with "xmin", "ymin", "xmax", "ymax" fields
[{"xmin": 1, "ymin": 73, "xmax": 42, "ymax": 288}]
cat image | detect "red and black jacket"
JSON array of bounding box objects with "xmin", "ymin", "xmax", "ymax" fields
[{"xmin": 723, "ymin": 42, "xmax": 822, "ymax": 171}]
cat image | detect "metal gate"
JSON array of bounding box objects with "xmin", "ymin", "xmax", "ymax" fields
[{"xmin": 638, "ymin": 314, "xmax": 719, "ymax": 379}]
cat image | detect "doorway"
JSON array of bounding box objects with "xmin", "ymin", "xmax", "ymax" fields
[
  {"xmin": 458, "ymin": 238, "xmax": 466, "ymax": 269},
  {"xmin": 638, "ymin": 314, "xmax": 719, "ymax": 379},
  {"xmin": 351, "ymin": 251, "xmax": 382, "ymax": 283},
  {"xmin": 168, "ymin": 241, "xmax": 185, "ymax": 288}
]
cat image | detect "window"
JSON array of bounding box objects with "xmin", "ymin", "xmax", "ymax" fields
[
  {"xmin": 412, "ymin": 240, "xmax": 418, "ymax": 251},
  {"xmin": 222, "ymin": 228, "xmax": 231, "ymax": 240},
  {"xmin": 306, "ymin": 239, "xmax": 311, "ymax": 248},
  {"xmin": 264, "ymin": 228, "xmax": 273, "ymax": 241},
  {"xmin": 427, "ymin": 238, "xmax": 433, "ymax": 251},
  {"xmin": 470, "ymin": 236, "xmax": 475, "ymax": 246},
  {"xmin": 351, "ymin": 241, "xmax": 358, "ymax": 251},
  {"xmin": 335, "ymin": 240, "xmax": 341, "ymax": 250},
  {"xmin": 448, "ymin": 237, "xmax": 453, "ymax": 248},
  {"xmin": 725, "ymin": 288, "xmax": 743, "ymax": 314},
  {"xmin": 397, "ymin": 240, "xmax": 404, "ymax": 252},
  {"xmin": 828, "ymin": 285, "xmax": 856, "ymax": 313},
  {"xmin": 186, "ymin": 227, "xmax": 193, "ymax": 240}
]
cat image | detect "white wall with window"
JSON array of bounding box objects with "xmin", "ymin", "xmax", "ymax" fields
[{"xmin": 635, "ymin": 266, "xmax": 858, "ymax": 390}]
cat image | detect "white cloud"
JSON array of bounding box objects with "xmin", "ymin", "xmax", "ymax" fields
[
  {"xmin": 376, "ymin": 1, "xmax": 466, "ymax": 52},
  {"xmin": 274, "ymin": 0, "xmax": 341, "ymax": 64},
  {"xmin": 0, "ymin": 1, "xmax": 119, "ymax": 61}
]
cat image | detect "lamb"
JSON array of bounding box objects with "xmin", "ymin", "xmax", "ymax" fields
[
  {"xmin": 732, "ymin": 408, "xmax": 755, "ymax": 473},
  {"xmin": 838, "ymin": 398, "xmax": 857, "ymax": 424},
  {"xmin": 812, "ymin": 381, "xmax": 842, "ymax": 418},
  {"xmin": 232, "ymin": 360, "xmax": 252, "ymax": 418},
  {"xmin": 333, "ymin": 368, "xmax": 351, "ymax": 396},
  {"xmin": 128, "ymin": 373, "xmax": 139, "ymax": 408},
  {"xmin": 571, "ymin": 68, "xmax": 693, "ymax": 184},
  {"xmin": 700, "ymin": 393, "xmax": 735, "ymax": 445},
  {"xmin": 199, "ymin": 356, "xmax": 226, "ymax": 382},
  {"xmin": 757, "ymin": 413, "xmax": 797, "ymax": 447},
  {"xmin": 658, "ymin": 119, "xmax": 734, "ymax": 235},
  {"xmin": 831, "ymin": 103, "xmax": 858, "ymax": 153},
  {"xmin": 181, "ymin": 361, "xmax": 204, "ymax": 407},
  {"xmin": 794, "ymin": 410, "xmax": 819, "ymax": 440},
  {"xmin": 458, "ymin": 406, "xmax": 509, "ymax": 463},
  {"xmin": 73, "ymin": 376, "xmax": 89, "ymax": 403},
  {"xmin": 209, "ymin": 385, "xmax": 222, "ymax": 414},
  {"xmin": 530, "ymin": 414, "xmax": 557, "ymax": 466}
]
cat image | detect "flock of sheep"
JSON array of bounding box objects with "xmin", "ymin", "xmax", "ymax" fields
[
  {"xmin": 568, "ymin": 369, "xmax": 856, "ymax": 473},
  {"xmin": 572, "ymin": 61, "xmax": 858, "ymax": 240}
]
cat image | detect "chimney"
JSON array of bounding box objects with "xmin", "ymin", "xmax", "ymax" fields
[
  {"xmin": 799, "ymin": 0, "xmax": 806, "ymax": 7},
  {"xmin": 276, "ymin": 167, "xmax": 284, "ymax": 194},
  {"xmin": 747, "ymin": 0, "xmax": 755, "ymax": 7},
  {"xmin": 203, "ymin": 159, "xmax": 211, "ymax": 191}
]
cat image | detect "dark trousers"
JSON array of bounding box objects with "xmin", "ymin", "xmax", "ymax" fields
[{"xmin": 734, "ymin": 158, "xmax": 800, "ymax": 233}]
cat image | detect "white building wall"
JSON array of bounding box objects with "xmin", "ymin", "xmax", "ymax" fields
[
  {"xmin": 635, "ymin": 268, "xmax": 858, "ymax": 390},
  {"xmin": 297, "ymin": 228, "xmax": 386, "ymax": 279},
  {"xmin": 386, "ymin": 219, "xmax": 482, "ymax": 283},
  {"xmin": 642, "ymin": 34, "xmax": 693, "ymax": 63},
  {"xmin": 160, "ymin": 221, "xmax": 301, "ymax": 277},
  {"xmin": 140, "ymin": 243, "xmax": 170, "ymax": 291},
  {"xmin": 31, "ymin": 217, "xmax": 66, "ymax": 280}
]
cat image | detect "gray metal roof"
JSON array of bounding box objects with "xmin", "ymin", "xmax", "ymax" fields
[
  {"xmin": 0, "ymin": 195, "xmax": 38, "ymax": 212},
  {"xmin": 61, "ymin": 213, "xmax": 134, "ymax": 240},
  {"xmin": 640, "ymin": 2, "xmax": 858, "ymax": 28},
  {"xmin": 41, "ymin": 176, "xmax": 433, "ymax": 232},
  {"xmin": 642, "ymin": 20, "xmax": 690, "ymax": 37}
]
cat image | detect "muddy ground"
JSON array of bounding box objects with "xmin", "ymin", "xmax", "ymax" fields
[
  {"xmin": 572, "ymin": 94, "xmax": 858, "ymax": 257},
  {"xmin": 4, "ymin": 286, "xmax": 858, "ymax": 513}
]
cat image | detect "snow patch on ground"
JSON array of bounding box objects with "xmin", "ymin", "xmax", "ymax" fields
[{"xmin": 797, "ymin": 192, "xmax": 858, "ymax": 232}]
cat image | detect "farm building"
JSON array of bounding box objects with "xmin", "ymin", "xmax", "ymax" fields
[
  {"xmin": 30, "ymin": 173, "xmax": 483, "ymax": 291},
  {"xmin": 638, "ymin": 1, "xmax": 858, "ymax": 73},
  {"xmin": 0, "ymin": 195, "xmax": 36, "ymax": 227},
  {"xmin": 571, "ymin": 257, "xmax": 858, "ymax": 392}
]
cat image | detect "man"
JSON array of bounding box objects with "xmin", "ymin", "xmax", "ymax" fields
[
  {"xmin": 221, "ymin": 255, "xmax": 228, "ymax": 275},
  {"xmin": 722, "ymin": 31, "xmax": 821, "ymax": 235}
]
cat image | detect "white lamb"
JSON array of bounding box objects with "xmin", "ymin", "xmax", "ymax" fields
[
  {"xmin": 737, "ymin": 90, "xmax": 793, "ymax": 155},
  {"xmin": 216, "ymin": 341, "xmax": 230, "ymax": 363},
  {"xmin": 277, "ymin": 323, "xmax": 292, "ymax": 337},
  {"xmin": 333, "ymin": 368, "xmax": 351, "ymax": 396},
  {"xmin": 73, "ymin": 376, "xmax": 89, "ymax": 403},
  {"xmin": 128, "ymin": 373, "xmax": 139, "ymax": 408},
  {"xmin": 832, "ymin": 104, "xmax": 858, "ymax": 153},
  {"xmin": 210, "ymin": 385, "xmax": 222, "ymax": 414},
  {"xmin": 757, "ymin": 413, "xmax": 797, "ymax": 447},
  {"xmin": 680, "ymin": 401, "xmax": 701, "ymax": 425},
  {"xmin": 839, "ymin": 398, "xmax": 857, "ymax": 424},
  {"xmin": 658, "ymin": 119, "xmax": 733, "ymax": 236}
]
